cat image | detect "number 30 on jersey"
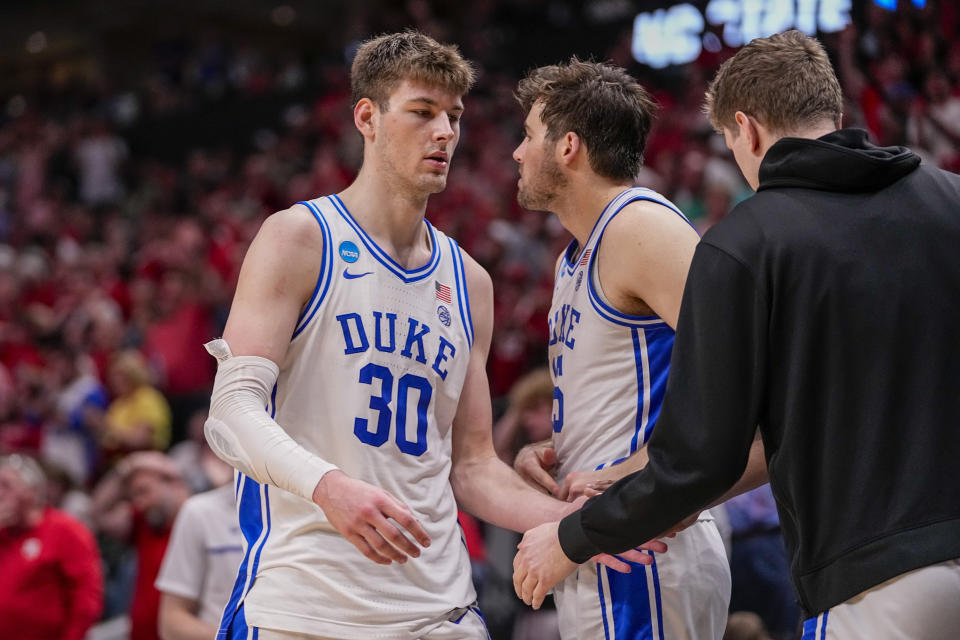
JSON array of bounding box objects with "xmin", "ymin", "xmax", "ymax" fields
[{"xmin": 353, "ymin": 363, "xmax": 432, "ymax": 456}]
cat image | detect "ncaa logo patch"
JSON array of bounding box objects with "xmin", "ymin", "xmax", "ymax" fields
[
  {"xmin": 437, "ymin": 305, "xmax": 452, "ymax": 327},
  {"xmin": 575, "ymin": 270, "xmax": 584, "ymax": 291},
  {"xmin": 339, "ymin": 241, "xmax": 360, "ymax": 263}
]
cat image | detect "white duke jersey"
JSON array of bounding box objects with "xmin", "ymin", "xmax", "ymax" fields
[
  {"xmin": 549, "ymin": 187, "xmax": 691, "ymax": 479},
  {"xmin": 220, "ymin": 195, "xmax": 477, "ymax": 639},
  {"xmin": 548, "ymin": 188, "xmax": 730, "ymax": 639}
]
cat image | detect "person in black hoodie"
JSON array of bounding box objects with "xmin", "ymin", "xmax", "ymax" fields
[{"xmin": 512, "ymin": 30, "xmax": 960, "ymax": 639}]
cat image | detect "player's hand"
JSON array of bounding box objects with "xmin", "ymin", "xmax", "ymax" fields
[
  {"xmin": 583, "ymin": 480, "xmax": 614, "ymax": 498},
  {"xmin": 591, "ymin": 539, "xmax": 669, "ymax": 573},
  {"xmin": 514, "ymin": 441, "xmax": 560, "ymax": 496},
  {"xmin": 559, "ymin": 469, "xmax": 615, "ymax": 501},
  {"xmin": 513, "ymin": 521, "xmax": 576, "ymax": 609},
  {"xmin": 312, "ymin": 470, "xmax": 431, "ymax": 565}
]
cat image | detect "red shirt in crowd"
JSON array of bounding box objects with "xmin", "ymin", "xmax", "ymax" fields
[
  {"xmin": 0, "ymin": 508, "xmax": 103, "ymax": 640},
  {"xmin": 129, "ymin": 513, "xmax": 173, "ymax": 640}
]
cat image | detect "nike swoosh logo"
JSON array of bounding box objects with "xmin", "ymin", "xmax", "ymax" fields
[{"xmin": 343, "ymin": 268, "xmax": 373, "ymax": 279}]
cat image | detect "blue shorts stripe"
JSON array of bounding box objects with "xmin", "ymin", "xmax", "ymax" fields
[
  {"xmin": 597, "ymin": 567, "xmax": 612, "ymax": 640},
  {"xmin": 820, "ymin": 611, "xmax": 829, "ymax": 638},
  {"xmin": 648, "ymin": 552, "xmax": 665, "ymax": 640},
  {"xmin": 605, "ymin": 560, "xmax": 656, "ymax": 640},
  {"xmin": 801, "ymin": 613, "xmax": 821, "ymax": 639}
]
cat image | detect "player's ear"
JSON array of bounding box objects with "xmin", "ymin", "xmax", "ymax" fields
[
  {"xmin": 735, "ymin": 111, "xmax": 762, "ymax": 157},
  {"xmin": 354, "ymin": 98, "xmax": 377, "ymax": 140},
  {"xmin": 557, "ymin": 131, "xmax": 580, "ymax": 167}
]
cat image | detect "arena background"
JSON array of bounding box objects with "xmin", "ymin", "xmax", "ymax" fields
[{"xmin": 0, "ymin": 1, "xmax": 956, "ymax": 639}]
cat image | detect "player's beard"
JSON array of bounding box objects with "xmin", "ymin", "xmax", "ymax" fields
[{"xmin": 517, "ymin": 152, "xmax": 567, "ymax": 212}]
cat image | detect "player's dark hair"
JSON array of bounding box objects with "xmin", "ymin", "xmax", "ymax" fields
[
  {"xmin": 351, "ymin": 30, "xmax": 476, "ymax": 110},
  {"xmin": 516, "ymin": 58, "xmax": 658, "ymax": 182},
  {"xmin": 704, "ymin": 30, "xmax": 843, "ymax": 134}
]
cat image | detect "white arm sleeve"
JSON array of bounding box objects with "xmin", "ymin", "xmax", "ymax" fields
[{"xmin": 203, "ymin": 338, "xmax": 337, "ymax": 501}]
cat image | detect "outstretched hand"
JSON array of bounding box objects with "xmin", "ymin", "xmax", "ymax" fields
[
  {"xmin": 513, "ymin": 521, "xmax": 668, "ymax": 609},
  {"xmin": 312, "ymin": 470, "xmax": 431, "ymax": 565}
]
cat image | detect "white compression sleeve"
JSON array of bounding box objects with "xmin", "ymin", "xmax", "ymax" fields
[{"xmin": 203, "ymin": 339, "xmax": 337, "ymax": 501}]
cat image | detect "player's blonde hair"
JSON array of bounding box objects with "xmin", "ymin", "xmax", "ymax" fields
[
  {"xmin": 351, "ymin": 30, "xmax": 476, "ymax": 110},
  {"xmin": 704, "ymin": 30, "xmax": 843, "ymax": 135}
]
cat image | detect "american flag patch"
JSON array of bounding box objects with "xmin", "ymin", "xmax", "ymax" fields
[
  {"xmin": 579, "ymin": 248, "xmax": 592, "ymax": 266},
  {"xmin": 435, "ymin": 282, "xmax": 452, "ymax": 303}
]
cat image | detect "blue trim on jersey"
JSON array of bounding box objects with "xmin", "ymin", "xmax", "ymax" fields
[
  {"xmin": 821, "ymin": 612, "xmax": 829, "ymax": 638},
  {"xmin": 329, "ymin": 194, "xmax": 441, "ymax": 283},
  {"xmin": 563, "ymin": 189, "xmax": 639, "ymax": 275},
  {"xmin": 458, "ymin": 249, "xmax": 474, "ymax": 348},
  {"xmin": 447, "ymin": 238, "xmax": 474, "ymax": 348},
  {"xmin": 581, "ymin": 188, "xmax": 696, "ymax": 327},
  {"xmin": 630, "ymin": 328, "xmax": 646, "ymax": 455},
  {"xmin": 292, "ymin": 200, "xmax": 334, "ymax": 339},
  {"xmin": 643, "ymin": 335, "xmax": 672, "ymax": 446},
  {"xmin": 605, "ymin": 561, "xmax": 657, "ymax": 639},
  {"xmin": 585, "ymin": 284, "xmax": 668, "ymax": 328}
]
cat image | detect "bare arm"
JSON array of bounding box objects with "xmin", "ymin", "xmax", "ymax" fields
[
  {"xmin": 597, "ymin": 199, "xmax": 698, "ymax": 330},
  {"xmin": 158, "ymin": 594, "xmax": 217, "ymax": 640},
  {"xmin": 449, "ymin": 255, "xmax": 572, "ymax": 530}
]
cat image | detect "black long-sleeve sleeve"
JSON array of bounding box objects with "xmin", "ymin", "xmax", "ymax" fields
[{"xmin": 559, "ymin": 241, "xmax": 768, "ymax": 562}]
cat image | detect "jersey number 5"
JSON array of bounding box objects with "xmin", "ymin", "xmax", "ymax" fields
[{"xmin": 353, "ymin": 363, "xmax": 432, "ymax": 456}]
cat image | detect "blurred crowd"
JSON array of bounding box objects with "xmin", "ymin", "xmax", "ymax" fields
[{"xmin": 1, "ymin": 1, "xmax": 957, "ymax": 639}]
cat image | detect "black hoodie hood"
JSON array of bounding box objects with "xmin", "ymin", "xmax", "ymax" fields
[{"xmin": 757, "ymin": 128, "xmax": 920, "ymax": 193}]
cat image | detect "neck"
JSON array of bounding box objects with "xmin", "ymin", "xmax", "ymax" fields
[
  {"xmin": 763, "ymin": 120, "xmax": 839, "ymax": 155},
  {"xmin": 337, "ymin": 164, "xmax": 432, "ymax": 262},
  {"xmin": 551, "ymin": 177, "xmax": 634, "ymax": 250}
]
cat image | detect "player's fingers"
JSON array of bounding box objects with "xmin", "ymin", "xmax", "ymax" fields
[
  {"xmin": 637, "ymin": 539, "xmax": 669, "ymax": 554},
  {"xmin": 613, "ymin": 548, "xmax": 655, "ymax": 565},
  {"xmin": 531, "ymin": 580, "xmax": 550, "ymax": 610},
  {"xmin": 370, "ymin": 514, "xmax": 421, "ymax": 559},
  {"xmin": 520, "ymin": 573, "xmax": 539, "ymax": 607},
  {"xmin": 360, "ymin": 525, "xmax": 409, "ymax": 564},
  {"xmin": 512, "ymin": 555, "xmax": 527, "ymax": 600},
  {"xmin": 380, "ymin": 500, "xmax": 432, "ymax": 548},
  {"xmin": 594, "ymin": 553, "xmax": 634, "ymax": 573},
  {"xmin": 587, "ymin": 480, "xmax": 613, "ymax": 493},
  {"xmin": 347, "ymin": 533, "xmax": 393, "ymax": 565},
  {"xmin": 538, "ymin": 447, "xmax": 558, "ymax": 469},
  {"xmin": 527, "ymin": 466, "xmax": 561, "ymax": 496}
]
